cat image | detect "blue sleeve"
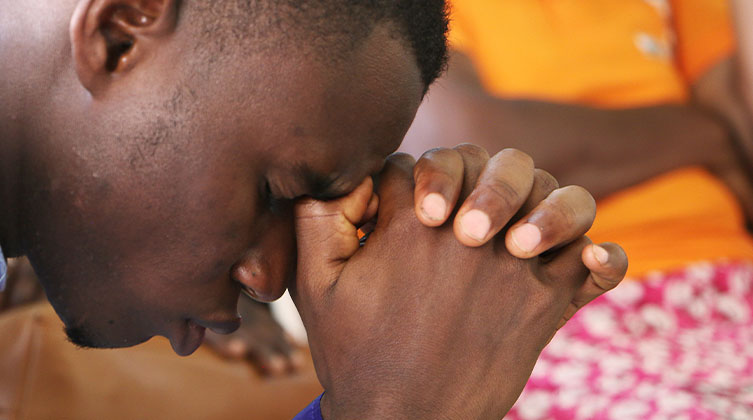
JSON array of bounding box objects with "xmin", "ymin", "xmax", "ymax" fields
[{"xmin": 293, "ymin": 393, "xmax": 324, "ymax": 420}]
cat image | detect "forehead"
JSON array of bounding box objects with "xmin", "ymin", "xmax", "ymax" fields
[{"xmin": 179, "ymin": 23, "xmax": 425, "ymax": 159}]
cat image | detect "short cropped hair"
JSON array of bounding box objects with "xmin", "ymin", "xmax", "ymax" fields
[{"xmin": 184, "ymin": 0, "xmax": 450, "ymax": 87}]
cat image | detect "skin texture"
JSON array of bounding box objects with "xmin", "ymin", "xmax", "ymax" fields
[
  {"xmin": 3, "ymin": 0, "xmax": 421, "ymax": 355},
  {"xmin": 292, "ymin": 151, "xmax": 627, "ymax": 419},
  {"xmin": 402, "ymin": 52, "xmax": 753, "ymax": 221},
  {"xmin": 1, "ymin": 0, "xmax": 629, "ymax": 416}
]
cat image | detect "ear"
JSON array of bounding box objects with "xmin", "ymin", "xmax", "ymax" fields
[{"xmin": 70, "ymin": 0, "xmax": 179, "ymax": 96}]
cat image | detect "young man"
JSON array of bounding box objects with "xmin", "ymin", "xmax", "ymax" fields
[{"xmin": 0, "ymin": 0, "xmax": 627, "ymax": 418}]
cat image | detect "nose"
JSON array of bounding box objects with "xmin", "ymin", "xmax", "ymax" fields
[{"xmin": 231, "ymin": 206, "xmax": 297, "ymax": 303}]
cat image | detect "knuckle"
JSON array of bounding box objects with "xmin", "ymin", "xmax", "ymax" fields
[
  {"xmin": 561, "ymin": 185, "xmax": 596, "ymax": 210},
  {"xmin": 453, "ymin": 143, "xmax": 490, "ymax": 161},
  {"xmin": 481, "ymin": 178, "xmax": 521, "ymax": 210},
  {"xmin": 499, "ymin": 148, "xmax": 534, "ymax": 168},
  {"xmin": 547, "ymin": 186, "xmax": 595, "ymax": 225},
  {"xmin": 419, "ymin": 147, "xmax": 454, "ymax": 161},
  {"xmin": 533, "ymin": 169, "xmax": 559, "ymax": 191},
  {"xmin": 541, "ymin": 196, "xmax": 578, "ymax": 230},
  {"xmin": 414, "ymin": 149, "xmax": 462, "ymax": 182},
  {"xmin": 385, "ymin": 153, "xmax": 416, "ymax": 177},
  {"xmin": 599, "ymin": 275, "xmax": 624, "ymax": 291},
  {"xmin": 386, "ymin": 152, "xmax": 416, "ymax": 167}
]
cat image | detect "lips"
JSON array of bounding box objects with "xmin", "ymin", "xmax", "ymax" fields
[
  {"xmin": 194, "ymin": 317, "xmax": 242, "ymax": 335},
  {"xmin": 170, "ymin": 320, "xmax": 207, "ymax": 357},
  {"xmin": 169, "ymin": 316, "xmax": 242, "ymax": 357}
]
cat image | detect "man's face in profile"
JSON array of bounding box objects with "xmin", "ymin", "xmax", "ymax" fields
[{"xmin": 27, "ymin": 23, "xmax": 424, "ymax": 356}]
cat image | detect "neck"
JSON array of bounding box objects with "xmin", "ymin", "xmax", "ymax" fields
[
  {"xmin": 0, "ymin": 0, "xmax": 81, "ymax": 257},
  {"xmin": 0, "ymin": 113, "xmax": 23, "ymax": 257},
  {"xmin": 0, "ymin": 0, "xmax": 48, "ymax": 256}
]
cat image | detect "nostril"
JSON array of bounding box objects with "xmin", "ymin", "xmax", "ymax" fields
[
  {"xmin": 232, "ymin": 261, "xmax": 268, "ymax": 301},
  {"xmin": 241, "ymin": 284, "xmax": 259, "ymax": 300},
  {"xmin": 231, "ymin": 226, "xmax": 294, "ymax": 303}
]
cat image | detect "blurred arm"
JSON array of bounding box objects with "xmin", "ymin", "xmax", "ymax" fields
[
  {"xmin": 402, "ymin": 52, "xmax": 746, "ymax": 203},
  {"xmin": 689, "ymin": 56, "xmax": 753, "ymax": 221},
  {"xmin": 731, "ymin": 0, "xmax": 753, "ymax": 116}
]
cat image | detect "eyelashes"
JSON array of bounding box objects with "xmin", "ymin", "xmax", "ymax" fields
[
  {"xmin": 262, "ymin": 179, "xmax": 287, "ymax": 215},
  {"xmin": 264, "ymin": 180, "xmax": 273, "ymax": 201}
]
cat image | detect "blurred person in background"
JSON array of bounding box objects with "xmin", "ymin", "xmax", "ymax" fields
[
  {"xmin": 402, "ymin": 0, "xmax": 753, "ymax": 418},
  {"xmin": 733, "ymin": 0, "xmax": 753, "ymax": 117},
  {"xmin": 0, "ymin": 258, "xmax": 44, "ymax": 312}
]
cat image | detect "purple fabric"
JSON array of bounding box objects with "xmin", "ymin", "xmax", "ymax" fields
[
  {"xmin": 293, "ymin": 394, "xmax": 324, "ymax": 420},
  {"xmin": 0, "ymin": 245, "xmax": 6, "ymax": 292}
]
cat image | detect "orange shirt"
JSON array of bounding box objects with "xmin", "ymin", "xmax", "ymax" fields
[
  {"xmin": 449, "ymin": 0, "xmax": 736, "ymax": 108},
  {"xmin": 449, "ymin": 0, "xmax": 753, "ymax": 277}
]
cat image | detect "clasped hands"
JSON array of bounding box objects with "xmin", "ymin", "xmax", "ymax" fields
[{"xmin": 291, "ymin": 145, "xmax": 628, "ymax": 419}]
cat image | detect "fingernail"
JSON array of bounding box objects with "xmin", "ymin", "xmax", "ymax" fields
[
  {"xmin": 421, "ymin": 193, "xmax": 447, "ymax": 221},
  {"xmin": 460, "ymin": 210, "xmax": 491, "ymax": 241},
  {"xmin": 511, "ymin": 223, "xmax": 542, "ymax": 253},
  {"xmin": 592, "ymin": 245, "xmax": 609, "ymax": 265}
]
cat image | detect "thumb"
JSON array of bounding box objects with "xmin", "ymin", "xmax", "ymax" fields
[{"xmin": 292, "ymin": 177, "xmax": 377, "ymax": 308}]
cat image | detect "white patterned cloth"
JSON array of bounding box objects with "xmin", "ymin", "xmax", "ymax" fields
[{"xmin": 507, "ymin": 261, "xmax": 753, "ymax": 420}]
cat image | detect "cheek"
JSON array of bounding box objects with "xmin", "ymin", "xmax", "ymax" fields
[
  {"xmin": 32, "ymin": 166, "xmax": 259, "ymax": 305},
  {"xmin": 33, "ymin": 254, "xmax": 159, "ymax": 348}
]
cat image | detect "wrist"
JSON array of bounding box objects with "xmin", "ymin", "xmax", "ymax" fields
[
  {"xmin": 320, "ymin": 386, "xmax": 491, "ymax": 420},
  {"xmin": 321, "ymin": 388, "xmax": 433, "ymax": 420}
]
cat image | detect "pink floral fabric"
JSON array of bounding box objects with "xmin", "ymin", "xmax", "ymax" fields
[{"xmin": 507, "ymin": 262, "xmax": 753, "ymax": 419}]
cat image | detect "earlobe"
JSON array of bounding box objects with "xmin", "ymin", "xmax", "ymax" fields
[
  {"xmin": 69, "ymin": 0, "xmax": 178, "ymax": 96},
  {"xmin": 70, "ymin": 0, "xmax": 108, "ymax": 94}
]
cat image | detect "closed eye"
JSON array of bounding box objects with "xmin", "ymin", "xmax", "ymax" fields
[
  {"xmin": 262, "ymin": 179, "xmax": 287, "ymax": 213},
  {"xmin": 292, "ymin": 165, "xmax": 345, "ymax": 200}
]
